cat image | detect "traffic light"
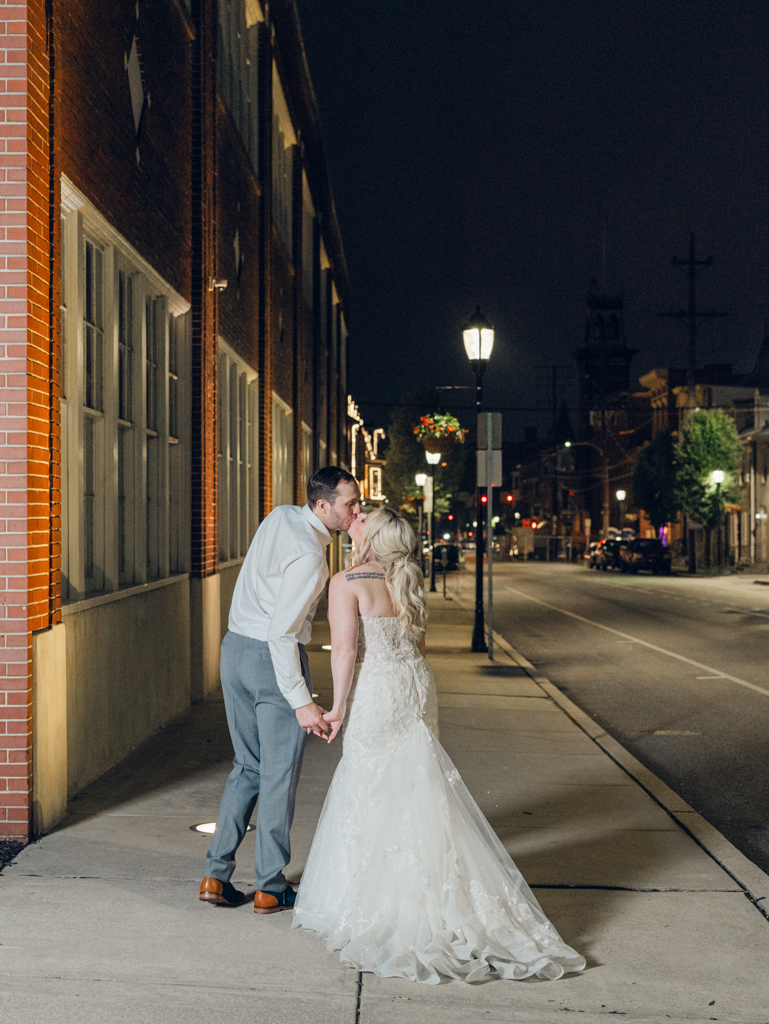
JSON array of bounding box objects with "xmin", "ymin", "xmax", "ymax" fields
[
  {"xmin": 448, "ymin": 514, "xmax": 453, "ymax": 520},
  {"xmin": 505, "ymin": 493, "xmax": 514, "ymax": 504},
  {"xmin": 480, "ymin": 494, "xmax": 488, "ymax": 504}
]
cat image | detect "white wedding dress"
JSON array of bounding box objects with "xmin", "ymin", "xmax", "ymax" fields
[{"xmin": 292, "ymin": 616, "xmax": 586, "ymax": 984}]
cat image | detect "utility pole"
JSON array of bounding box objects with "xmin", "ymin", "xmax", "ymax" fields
[{"xmin": 658, "ymin": 233, "xmax": 728, "ymax": 408}]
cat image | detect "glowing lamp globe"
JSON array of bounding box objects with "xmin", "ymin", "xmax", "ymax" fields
[{"xmin": 462, "ymin": 305, "xmax": 494, "ymax": 362}]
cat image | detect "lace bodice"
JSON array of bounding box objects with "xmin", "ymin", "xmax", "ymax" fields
[{"xmin": 356, "ymin": 615, "xmax": 420, "ymax": 664}]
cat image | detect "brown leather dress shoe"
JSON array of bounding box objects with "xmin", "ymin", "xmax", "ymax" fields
[
  {"xmin": 199, "ymin": 877, "xmax": 247, "ymax": 907},
  {"xmin": 253, "ymin": 887, "xmax": 297, "ymax": 914}
]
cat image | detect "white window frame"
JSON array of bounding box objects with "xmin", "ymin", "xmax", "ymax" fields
[
  {"xmin": 60, "ymin": 177, "xmax": 191, "ymax": 604},
  {"xmin": 218, "ymin": 339, "xmax": 259, "ymax": 565},
  {"xmin": 300, "ymin": 421, "xmax": 313, "ymax": 501},
  {"xmin": 271, "ymin": 392, "xmax": 294, "ymax": 508}
]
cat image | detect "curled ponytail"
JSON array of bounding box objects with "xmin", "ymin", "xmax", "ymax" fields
[{"xmin": 351, "ymin": 508, "xmax": 427, "ymax": 640}]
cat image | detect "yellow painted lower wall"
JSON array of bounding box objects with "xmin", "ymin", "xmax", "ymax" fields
[
  {"xmin": 63, "ymin": 577, "xmax": 191, "ymax": 800},
  {"xmin": 32, "ymin": 622, "xmax": 68, "ymax": 836}
]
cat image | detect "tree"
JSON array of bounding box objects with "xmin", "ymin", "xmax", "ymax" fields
[
  {"xmin": 381, "ymin": 393, "xmax": 469, "ymax": 523},
  {"xmin": 675, "ymin": 409, "xmax": 742, "ymax": 569},
  {"xmin": 632, "ymin": 430, "xmax": 678, "ymax": 534}
]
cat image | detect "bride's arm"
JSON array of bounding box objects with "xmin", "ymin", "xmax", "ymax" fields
[{"xmin": 323, "ymin": 572, "xmax": 359, "ymax": 742}]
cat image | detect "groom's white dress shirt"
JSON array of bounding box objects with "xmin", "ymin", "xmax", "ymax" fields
[{"xmin": 228, "ymin": 504, "xmax": 332, "ymax": 710}]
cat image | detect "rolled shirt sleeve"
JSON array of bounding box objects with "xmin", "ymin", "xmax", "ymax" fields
[{"xmin": 267, "ymin": 550, "xmax": 327, "ymax": 709}]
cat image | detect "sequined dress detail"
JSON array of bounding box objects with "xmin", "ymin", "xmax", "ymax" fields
[{"xmin": 292, "ymin": 616, "xmax": 585, "ymax": 984}]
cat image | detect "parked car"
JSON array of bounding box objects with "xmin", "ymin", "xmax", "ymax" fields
[
  {"xmin": 585, "ymin": 541, "xmax": 600, "ymax": 568},
  {"xmin": 619, "ymin": 538, "xmax": 672, "ymax": 575},
  {"xmin": 432, "ymin": 544, "xmax": 461, "ymax": 571},
  {"xmin": 595, "ymin": 537, "xmax": 625, "ymax": 571}
]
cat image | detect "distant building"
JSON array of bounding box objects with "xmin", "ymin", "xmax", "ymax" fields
[{"xmin": 1, "ymin": 1, "xmax": 354, "ymax": 840}]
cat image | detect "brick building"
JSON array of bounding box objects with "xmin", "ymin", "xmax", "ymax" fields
[{"xmin": 0, "ymin": 0, "xmax": 352, "ymax": 840}]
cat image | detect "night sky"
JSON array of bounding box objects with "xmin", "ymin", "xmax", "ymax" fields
[{"xmin": 295, "ymin": 1, "xmax": 769, "ymax": 441}]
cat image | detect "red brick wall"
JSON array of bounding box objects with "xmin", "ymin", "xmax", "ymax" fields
[
  {"xmin": 0, "ymin": 0, "xmax": 51, "ymax": 840},
  {"xmin": 216, "ymin": 101, "xmax": 261, "ymax": 370},
  {"xmin": 55, "ymin": 0, "xmax": 193, "ymax": 303},
  {"xmin": 190, "ymin": 0, "xmax": 218, "ymax": 577}
]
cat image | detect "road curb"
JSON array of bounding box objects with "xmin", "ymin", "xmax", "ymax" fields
[{"xmin": 488, "ymin": 626, "xmax": 769, "ymax": 913}]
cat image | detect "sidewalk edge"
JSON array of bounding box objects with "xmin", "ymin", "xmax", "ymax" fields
[{"xmin": 488, "ymin": 626, "xmax": 769, "ymax": 912}]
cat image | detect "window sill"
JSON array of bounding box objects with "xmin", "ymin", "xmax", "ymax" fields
[
  {"xmin": 61, "ymin": 573, "xmax": 190, "ymax": 615},
  {"xmin": 218, "ymin": 556, "xmax": 245, "ymax": 572}
]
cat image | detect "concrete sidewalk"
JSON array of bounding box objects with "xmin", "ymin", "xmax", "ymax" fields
[{"xmin": 2, "ymin": 591, "xmax": 769, "ymax": 1023}]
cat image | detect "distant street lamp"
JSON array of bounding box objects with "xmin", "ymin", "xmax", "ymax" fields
[
  {"xmin": 615, "ymin": 489, "xmax": 626, "ymax": 502},
  {"xmin": 566, "ymin": 440, "xmax": 610, "ymax": 537},
  {"xmin": 616, "ymin": 489, "xmax": 627, "ymax": 530},
  {"xmin": 415, "ymin": 473, "xmax": 427, "ymax": 573},
  {"xmin": 710, "ymin": 470, "xmax": 725, "ymax": 569},
  {"xmin": 463, "ymin": 306, "xmax": 495, "ymax": 652},
  {"xmin": 424, "ymin": 451, "xmax": 440, "ymax": 591}
]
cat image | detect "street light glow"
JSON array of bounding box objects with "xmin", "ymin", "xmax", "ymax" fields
[
  {"xmin": 462, "ymin": 305, "xmax": 495, "ymax": 362},
  {"xmin": 711, "ymin": 469, "xmax": 725, "ymax": 485},
  {"xmin": 616, "ymin": 489, "xmax": 626, "ymax": 501},
  {"xmin": 463, "ymin": 326, "xmax": 495, "ymax": 361},
  {"xmin": 564, "ymin": 441, "xmax": 571, "ymax": 448},
  {"xmin": 425, "ymin": 451, "xmax": 441, "ymax": 465},
  {"xmin": 415, "ymin": 473, "xmax": 427, "ymax": 487}
]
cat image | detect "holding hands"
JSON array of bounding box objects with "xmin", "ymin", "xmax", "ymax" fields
[
  {"xmin": 296, "ymin": 702, "xmax": 330, "ymax": 739},
  {"xmin": 322, "ymin": 705, "xmax": 346, "ymax": 743},
  {"xmin": 296, "ymin": 701, "xmax": 346, "ymax": 743}
]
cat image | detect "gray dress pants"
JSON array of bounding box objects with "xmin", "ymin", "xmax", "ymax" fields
[{"xmin": 204, "ymin": 631, "xmax": 310, "ymax": 892}]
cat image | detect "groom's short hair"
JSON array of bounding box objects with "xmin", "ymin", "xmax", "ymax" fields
[{"xmin": 307, "ymin": 466, "xmax": 356, "ymax": 508}]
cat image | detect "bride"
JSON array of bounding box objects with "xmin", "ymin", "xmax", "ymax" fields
[{"xmin": 292, "ymin": 507, "xmax": 585, "ymax": 985}]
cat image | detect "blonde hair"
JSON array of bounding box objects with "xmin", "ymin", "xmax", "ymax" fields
[{"xmin": 351, "ymin": 507, "xmax": 427, "ymax": 640}]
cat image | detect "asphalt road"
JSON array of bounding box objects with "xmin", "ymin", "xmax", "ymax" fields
[{"xmin": 481, "ymin": 561, "xmax": 769, "ymax": 874}]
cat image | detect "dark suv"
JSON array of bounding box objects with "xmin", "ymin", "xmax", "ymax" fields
[{"xmin": 619, "ymin": 538, "xmax": 672, "ymax": 575}]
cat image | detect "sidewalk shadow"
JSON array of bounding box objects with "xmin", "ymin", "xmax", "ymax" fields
[{"xmin": 53, "ymin": 702, "xmax": 232, "ymax": 830}]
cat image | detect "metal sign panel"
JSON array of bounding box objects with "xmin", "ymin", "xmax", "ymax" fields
[
  {"xmin": 476, "ymin": 449, "xmax": 503, "ymax": 487},
  {"xmin": 477, "ymin": 412, "xmax": 502, "ymax": 450}
]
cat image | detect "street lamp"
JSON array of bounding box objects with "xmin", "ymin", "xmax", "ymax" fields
[
  {"xmin": 463, "ymin": 306, "xmax": 494, "ymax": 652},
  {"xmin": 415, "ymin": 473, "xmax": 427, "ymax": 573},
  {"xmin": 565, "ymin": 440, "xmax": 610, "ymax": 538},
  {"xmin": 711, "ymin": 469, "xmax": 725, "ymax": 486},
  {"xmin": 424, "ymin": 452, "xmax": 441, "ymax": 592},
  {"xmin": 615, "ymin": 489, "xmax": 626, "ymax": 501}
]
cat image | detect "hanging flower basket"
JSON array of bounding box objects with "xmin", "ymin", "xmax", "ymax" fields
[{"xmin": 414, "ymin": 414, "xmax": 467, "ymax": 454}]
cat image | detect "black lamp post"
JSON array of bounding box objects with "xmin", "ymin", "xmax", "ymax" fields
[{"xmin": 463, "ymin": 305, "xmax": 495, "ymax": 653}]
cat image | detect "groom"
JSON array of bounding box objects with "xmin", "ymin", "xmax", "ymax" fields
[{"xmin": 199, "ymin": 467, "xmax": 361, "ymax": 913}]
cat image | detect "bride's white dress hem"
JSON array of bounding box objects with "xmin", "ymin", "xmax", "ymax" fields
[{"xmin": 292, "ymin": 616, "xmax": 586, "ymax": 985}]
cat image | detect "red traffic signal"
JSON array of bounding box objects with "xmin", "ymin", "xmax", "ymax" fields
[
  {"xmin": 480, "ymin": 494, "xmax": 488, "ymax": 504},
  {"xmin": 505, "ymin": 493, "xmax": 514, "ymax": 503}
]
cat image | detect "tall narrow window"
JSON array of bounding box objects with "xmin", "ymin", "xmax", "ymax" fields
[
  {"xmin": 84, "ymin": 416, "xmax": 96, "ymax": 585},
  {"xmin": 118, "ymin": 271, "xmax": 133, "ymax": 421},
  {"xmin": 118, "ymin": 271, "xmax": 134, "ymax": 582},
  {"xmin": 84, "ymin": 241, "xmax": 103, "ymax": 411},
  {"xmin": 83, "ymin": 240, "xmax": 104, "ymax": 593},
  {"xmin": 146, "ymin": 297, "xmax": 160, "ymax": 578},
  {"xmin": 218, "ymin": 343, "xmax": 258, "ymax": 562}
]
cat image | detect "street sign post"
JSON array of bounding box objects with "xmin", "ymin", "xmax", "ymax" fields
[{"xmin": 477, "ymin": 412, "xmax": 502, "ymax": 659}]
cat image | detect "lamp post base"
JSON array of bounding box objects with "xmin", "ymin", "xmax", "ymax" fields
[{"xmin": 471, "ymin": 611, "xmax": 488, "ymax": 653}]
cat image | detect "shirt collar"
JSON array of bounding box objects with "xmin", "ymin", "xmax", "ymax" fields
[{"xmin": 302, "ymin": 503, "xmax": 332, "ymax": 546}]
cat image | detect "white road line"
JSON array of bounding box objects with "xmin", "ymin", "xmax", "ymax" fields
[{"xmin": 506, "ymin": 585, "xmax": 769, "ymax": 700}]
